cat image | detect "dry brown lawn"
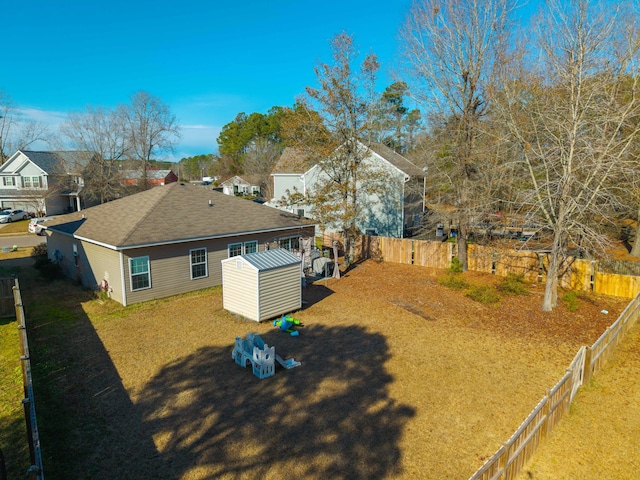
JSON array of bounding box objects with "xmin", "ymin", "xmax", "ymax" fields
[{"xmin": 23, "ymin": 259, "xmax": 638, "ymax": 479}]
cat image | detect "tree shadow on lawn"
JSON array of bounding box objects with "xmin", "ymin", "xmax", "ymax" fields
[
  {"xmin": 18, "ymin": 272, "xmax": 167, "ymax": 479},
  {"xmin": 20, "ymin": 264, "xmax": 415, "ymax": 479},
  {"xmin": 137, "ymin": 324, "xmax": 416, "ymax": 479}
]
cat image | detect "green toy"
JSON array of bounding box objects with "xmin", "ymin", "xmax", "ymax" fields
[{"xmin": 273, "ymin": 315, "xmax": 301, "ymax": 336}]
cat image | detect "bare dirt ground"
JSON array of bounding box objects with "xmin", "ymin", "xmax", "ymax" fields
[{"xmin": 23, "ymin": 259, "xmax": 637, "ymax": 479}]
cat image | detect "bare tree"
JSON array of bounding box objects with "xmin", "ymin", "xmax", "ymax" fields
[
  {"xmin": 0, "ymin": 90, "xmax": 49, "ymax": 163},
  {"xmin": 60, "ymin": 106, "xmax": 128, "ymax": 203},
  {"xmin": 123, "ymin": 91, "xmax": 180, "ymax": 190},
  {"xmin": 495, "ymin": 0, "xmax": 640, "ymax": 310},
  {"xmin": 281, "ymin": 33, "xmax": 385, "ymax": 264},
  {"xmin": 399, "ymin": 0, "xmax": 517, "ymax": 270},
  {"xmin": 242, "ymin": 138, "xmax": 282, "ymax": 199}
]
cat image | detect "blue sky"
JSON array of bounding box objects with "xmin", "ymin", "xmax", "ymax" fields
[{"xmin": 3, "ymin": 0, "xmax": 416, "ymax": 161}]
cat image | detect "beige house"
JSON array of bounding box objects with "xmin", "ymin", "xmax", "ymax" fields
[
  {"xmin": 221, "ymin": 249, "xmax": 301, "ymax": 322},
  {"xmin": 44, "ymin": 182, "xmax": 315, "ymax": 306}
]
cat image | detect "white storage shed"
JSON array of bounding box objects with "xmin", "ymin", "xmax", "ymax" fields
[{"xmin": 221, "ymin": 249, "xmax": 302, "ymax": 322}]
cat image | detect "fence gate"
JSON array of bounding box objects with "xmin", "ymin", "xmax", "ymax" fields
[{"xmin": 0, "ymin": 277, "xmax": 16, "ymax": 318}]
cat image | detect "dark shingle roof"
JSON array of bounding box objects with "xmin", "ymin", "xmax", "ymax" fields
[
  {"xmin": 47, "ymin": 182, "xmax": 312, "ymax": 248},
  {"xmin": 272, "ymin": 147, "xmax": 314, "ymax": 174},
  {"xmin": 21, "ymin": 151, "xmax": 93, "ymax": 175},
  {"xmin": 367, "ymin": 143, "xmax": 426, "ymax": 178},
  {"xmin": 272, "ymin": 144, "xmax": 425, "ymax": 178},
  {"xmin": 120, "ymin": 170, "xmax": 175, "ymax": 180}
]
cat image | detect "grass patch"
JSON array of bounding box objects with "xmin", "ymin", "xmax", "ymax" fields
[
  {"xmin": 498, "ymin": 273, "xmax": 530, "ymax": 296},
  {"xmin": 438, "ymin": 273, "xmax": 469, "ymax": 290},
  {"xmin": 0, "ymin": 219, "xmax": 32, "ymax": 235},
  {"xmin": 466, "ymin": 284, "xmax": 501, "ymax": 304},
  {"xmin": 563, "ymin": 291, "xmax": 580, "ymax": 312},
  {"xmin": 0, "ymin": 309, "xmax": 30, "ymax": 478},
  {"xmin": 449, "ymin": 256, "xmax": 463, "ymax": 273}
]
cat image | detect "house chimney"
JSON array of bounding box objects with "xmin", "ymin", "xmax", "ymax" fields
[{"xmin": 208, "ymin": 199, "xmax": 213, "ymax": 207}]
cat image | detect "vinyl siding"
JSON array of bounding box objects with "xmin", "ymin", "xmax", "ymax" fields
[
  {"xmin": 47, "ymin": 225, "xmax": 314, "ymax": 306},
  {"xmin": 258, "ymin": 264, "xmax": 301, "ymax": 321},
  {"xmin": 123, "ymin": 240, "xmax": 219, "ymax": 305},
  {"xmin": 46, "ymin": 233, "xmax": 123, "ymax": 302},
  {"xmin": 272, "ymin": 174, "xmax": 304, "ymax": 202},
  {"xmin": 121, "ymin": 229, "xmax": 313, "ymax": 306},
  {"xmin": 82, "ymin": 241, "xmax": 122, "ymax": 304},
  {"xmin": 221, "ymin": 259, "xmax": 259, "ymax": 320}
]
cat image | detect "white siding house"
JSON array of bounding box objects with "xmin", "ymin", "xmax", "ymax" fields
[
  {"xmin": 0, "ymin": 150, "xmax": 93, "ymax": 214},
  {"xmin": 268, "ymin": 142, "xmax": 426, "ymax": 238},
  {"xmin": 221, "ymin": 249, "xmax": 302, "ymax": 322}
]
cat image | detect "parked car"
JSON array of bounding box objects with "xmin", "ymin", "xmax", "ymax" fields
[
  {"xmin": 0, "ymin": 209, "xmax": 30, "ymax": 223},
  {"xmin": 28, "ymin": 217, "xmax": 54, "ymax": 235}
]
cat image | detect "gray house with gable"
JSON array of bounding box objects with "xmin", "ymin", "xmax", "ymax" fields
[
  {"xmin": 45, "ymin": 182, "xmax": 315, "ymax": 306},
  {"xmin": 0, "ymin": 150, "xmax": 94, "ymax": 214},
  {"xmin": 268, "ymin": 142, "xmax": 426, "ymax": 238}
]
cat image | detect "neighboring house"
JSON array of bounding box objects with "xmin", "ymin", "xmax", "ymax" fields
[
  {"xmin": 120, "ymin": 169, "xmax": 178, "ymax": 187},
  {"xmin": 44, "ymin": 182, "xmax": 315, "ymax": 306},
  {"xmin": 219, "ymin": 175, "xmax": 262, "ymax": 197},
  {"xmin": 0, "ymin": 150, "xmax": 95, "ymax": 215},
  {"xmin": 268, "ymin": 142, "xmax": 426, "ymax": 238}
]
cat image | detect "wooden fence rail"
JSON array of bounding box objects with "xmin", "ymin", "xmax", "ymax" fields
[
  {"xmin": 468, "ymin": 293, "xmax": 640, "ymax": 480},
  {"xmin": 348, "ymin": 235, "xmax": 640, "ymax": 479},
  {"xmin": 354, "ymin": 235, "xmax": 640, "ymax": 299},
  {"xmin": 14, "ymin": 278, "xmax": 44, "ymax": 480}
]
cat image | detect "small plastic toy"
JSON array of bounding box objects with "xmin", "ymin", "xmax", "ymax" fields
[
  {"xmin": 231, "ymin": 332, "xmax": 301, "ymax": 378},
  {"xmin": 273, "ymin": 315, "xmax": 302, "ymax": 336}
]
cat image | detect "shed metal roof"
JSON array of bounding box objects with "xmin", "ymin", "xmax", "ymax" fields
[{"xmin": 239, "ymin": 248, "xmax": 301, "ymax": 272}]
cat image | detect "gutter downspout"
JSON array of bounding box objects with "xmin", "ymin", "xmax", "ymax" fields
[{"xmin": 119, "ymin": 251, "xmax": 127, "ymax": 307}]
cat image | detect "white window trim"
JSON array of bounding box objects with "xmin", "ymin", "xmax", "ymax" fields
[
  {"xmin": 190, "ymin": 247, "xmax": 208, "ymax": 279},
  {"xmin": 279, "ymin": 236, "xmax": 300, "ymax": 251},
  {"xmin": 129, "ymin": 256, "xmax": 151, "ymax": 291},
  {"xmin": 244, "ymin": 241, "xmax": 258, "ymax": 254},
  {"xmin": 228, "ymin": 242, "xmax": 243, "ymax": 258}
]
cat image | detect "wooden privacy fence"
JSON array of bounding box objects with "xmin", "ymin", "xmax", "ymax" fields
[
  {"xmin": 14, "ymin": 278, "xmax": 44, "ymax": 480},
  {"xmin": 469, "ymin": 294, "xmax": 640, "ymax": 480},
  {"xmin": 355, "ymin": 236, "xmax": 640, "ymax": 299},
  {"xmin": 349, "ymin": 235, "xmax": 640, "ymax": 478}
]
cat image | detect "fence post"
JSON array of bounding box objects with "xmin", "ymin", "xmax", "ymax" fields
[{"xmin": 583, "ymin": 346, "xmax": 593, "ymax": 385}]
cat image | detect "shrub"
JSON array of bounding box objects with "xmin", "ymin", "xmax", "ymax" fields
[
  {"xmin": 31, "ymin": 243, "xmax": 48, "ymax": 258},
  {"xmin": 449, "ymin": 256, "xmax": 463, "ymax": 273},
  {"xmin": 563, "ymin": 291, "xmax": 580, "ymax": 312},
  {"xmin": 31, "ymin": 243, "xmax": 63, "ymax": 280},
  {"xmin": 466, "ymin": 285, "xmax": 501, "ymax": 304},
  {"xmin": 35, "ymin": 258, "xmax": 64, "ymax": 280},
  {"xmin": 498, "ymin": 273, "xmax": 529, "ymax": 296},
  {"xmin": 438, "ymin": 273, "xmax": 469, "ymax": 290}
]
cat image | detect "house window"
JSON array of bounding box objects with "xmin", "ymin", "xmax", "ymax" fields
[
  {"xmin": 129, "ymin": 256, "xmax": 151, "ymax": 291},
  {"xmin": 3, "ymin": 177, "xmax": 14, "ymax": 186},
  {"xmin": 279, "ymin": 237, "xmax": 300, "ymax": 251},
  {"xmin": 190, "ymin": 248, "xmax": 208, "ymax": 279},
  {"xmin": 228, "ymin": 243, "xmax": 243, "ymax": 257},
  {"xmin": 244, "ymin": 241, "xmax": 257, "ymax": 254},
  {"xmin": 22, "ymin": 176, "xmax": 41, "ymax": 189}
]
